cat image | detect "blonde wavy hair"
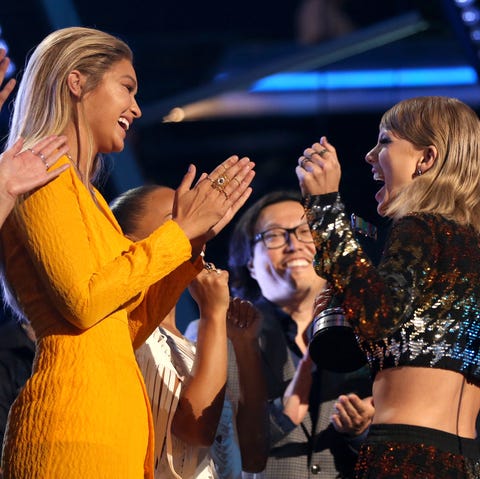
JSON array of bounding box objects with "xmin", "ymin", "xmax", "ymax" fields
[
  {"xmin": 7, "ymin": 26, "xmax": 133, "ymax": 183},
  {"xmin": 382, "ymin": 96, "xmax": 480, "ymax": 232}
]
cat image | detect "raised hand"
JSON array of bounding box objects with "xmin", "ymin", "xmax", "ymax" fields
[
  {"xmin": 0, "ymin": 48, "xmax": 16, "ymax": 112},
  {"xmin": 226, "ymin": 297, "xmax": 262, "ymax": 344},
  {"xmin": 173, "ymin": 155, "xmax": 255, "ymax": 244},
  {"xmin": 188, "ymin": 261, "xmax": 230, "ymax": 320},
  {"xmin": 295, "ymin": 136, "xmax": 341, "ymax": 196},
  {"xmin": 0, "ymin": 136, "xmax": 70, "ymax": 226},
  {"xmin": 226, "ymin": 297, "xmax": 269, "ymax": 472},
  {"xmin": 0, "ymin": 136, "xmax": 70, "ymax": 198},
  {"xmin": 175, "ymin": 260, "xmax": 230, "ymax": 445}
]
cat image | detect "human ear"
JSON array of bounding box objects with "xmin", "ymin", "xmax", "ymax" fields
[
  {"xmin": 247, "ymin": 257, "xmax": 256, "ymax": 280},
  {"xmin": 420, "ymin": 145, "xmax": 437, "ymax": 173},
  {"xmin": 67, "ymin": 70, "xmax": 85, "ymax": 98}
]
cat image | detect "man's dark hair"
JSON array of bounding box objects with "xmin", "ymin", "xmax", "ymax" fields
[{"xmin": 228, "ymin": 190, "xmax": 302, "ymax": 302}]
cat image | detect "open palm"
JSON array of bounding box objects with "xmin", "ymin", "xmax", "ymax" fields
[{"xmin": 0, "ymin": 136, "xmax": 70, "ymax": 199}]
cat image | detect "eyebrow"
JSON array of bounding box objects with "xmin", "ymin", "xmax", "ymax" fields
[
  {"xmin": 122, "ymin": 74, "xmax": 138, "ymax": 92},
  {"xmin": 260, "ymin": 221, "xmax": 308, "ymax": 230}
]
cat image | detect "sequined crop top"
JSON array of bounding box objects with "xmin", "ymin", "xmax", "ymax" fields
[{"xmin": 304, "ymin": 193, "xmax": 480, "ymax": 383}]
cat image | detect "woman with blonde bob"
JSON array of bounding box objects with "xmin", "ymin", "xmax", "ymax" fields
[
  {"xmin": 296, "ymin": 96, "xmax": 480, "ymax": 478},
  {"xmin": 0, "ymin": 27, "xmax": 254, "ymax": 478}
]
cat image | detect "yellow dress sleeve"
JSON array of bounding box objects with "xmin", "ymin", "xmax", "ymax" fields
[
  {"xmin": 129, "ymin": 256, "xmax": 203, "ymax": 349},
  {"xmin": 12, "ymin": 156, "xmax": 193, "ymax": 330}
]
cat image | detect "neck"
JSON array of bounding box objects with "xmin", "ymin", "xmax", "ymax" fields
[
  {"xmin": 280, "ymin": 297, "xmax": 314, "ymax": 353},
  {"xmin": 159, "ymin": 307, "xmax": 182, "ymax": 337},
  {"xmin": 63, "ymin": 123, "xmax": 94, "ymax": 184},
  {"xmin": 274, "ymin": 290, "xmax": 316, "ymax": 327}
]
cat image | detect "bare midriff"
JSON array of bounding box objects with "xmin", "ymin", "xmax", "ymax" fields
[{"xmin": 372, "ymin": 367, "xmax": 480, "ymax": 438}]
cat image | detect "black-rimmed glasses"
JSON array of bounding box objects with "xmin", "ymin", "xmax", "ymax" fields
[{"xmin": 253, "ymin": 224, "xmax": 314, "ymax": 249}]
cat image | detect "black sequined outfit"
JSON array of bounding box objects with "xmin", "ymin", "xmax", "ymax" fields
[
  {"xmin": 355, "ymin": 424, "xmax": 480, "ymax": 479},
  {"xmin": 303, "ymin": 192, "xmax": 480, "ymax": 477}
]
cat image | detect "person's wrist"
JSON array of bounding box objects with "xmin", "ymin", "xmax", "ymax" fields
[
  {"xmin": 230, "ymin": 335, "xmax": 259, "ymax": 350},
  {"xmin": 0, "ymin": 187, "xmax": 16, "ymax": 208}
]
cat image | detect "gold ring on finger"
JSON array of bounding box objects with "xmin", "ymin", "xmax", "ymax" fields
[
  {"xmin": 232, "ymin": 177, "xmax": 241, "ymax": 187},
  {"xmin": 301, "ymin": 157, "xmax": 312, "ymax": 169},
  {"xmin": 210, "ymin": 174, "xmax": 230, "ymax": 191},
  {"xmin": 204, "ymin": 262, "xmax": 216, "ymax": 272},
  {"xmin": 318, "ymin": 148, "xmax": 328, "ymax": 157}
]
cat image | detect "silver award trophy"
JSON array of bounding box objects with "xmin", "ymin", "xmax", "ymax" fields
[{"xmin": 308, "ymin": 214, "xmax": 377, "ymax": 372}]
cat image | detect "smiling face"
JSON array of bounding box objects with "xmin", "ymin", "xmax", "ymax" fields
[
  {"xmin": 365, "ymin": 128, "xmax": 425, "ymax": 216},
  {"xmin": 248, "ymin": 200, "xmax": 325, "ymax": 305},
  {"xmin": 81, "ymin": 58, "xmax": 141, "ymax": 154}
]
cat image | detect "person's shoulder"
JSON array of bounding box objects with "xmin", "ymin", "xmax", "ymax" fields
[
  {"xmin": 391, "ymin": 213, "xmax": 438, "ymax": 239},
  {"xmin": 402, "ymin": 213, "xmax": 474, "ymax": 236}
]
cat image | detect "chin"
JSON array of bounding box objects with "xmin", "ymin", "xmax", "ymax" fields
[
  {"xmin": 106, "ymin": 142, "xmax": 125, "ymax": 153},
  {"xmin": 377, "ymin": 203, "xmax": 387, "ymax": 217}
]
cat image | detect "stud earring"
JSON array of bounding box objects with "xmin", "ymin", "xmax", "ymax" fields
[{"xmin": 415, "ymin": 159, "xmax": 423, "ymax": 177}]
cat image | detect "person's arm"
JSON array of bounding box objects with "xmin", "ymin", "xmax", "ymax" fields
[
  {"xmin": 171, "ymin": 266, "xmax": 229, "ymax": 446},
  {"xmin": 281, "ymin": 349, "xmax": 313, "ymax": 426},
  {"xmin": 0, "ymin": 136, "xmax": 70, "ymax": 227},
  {"xmin": 227, "ymin": 297, "xmax": 269, "ymax": 473},
  {"xmin": 296, "ymin": 138, "xmax": 436, "ymax": 340},
  {"xmin": 128, "ymin": 257, "xmax": 203, "ymax": 349},
  {"xmin": 11, "ymin": 156, "xmax": 195, "ymax": 329},
  {"xmin": 303, "ymin": 192, "xmax": 435, "ymax": 339}
]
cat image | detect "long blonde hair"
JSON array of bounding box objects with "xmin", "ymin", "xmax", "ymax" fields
[
  {"xmin": 382, "ymin": 96, "xmax": 480, "ymax": 232},
  {"xmin": 7, "ymin": 26, "xmax": 133, "ymax": 183}
]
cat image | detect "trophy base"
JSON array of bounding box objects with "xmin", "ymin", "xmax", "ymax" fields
[{"xmin": 309, "ymin": 308, "xmax": 367, "ymax": 372}]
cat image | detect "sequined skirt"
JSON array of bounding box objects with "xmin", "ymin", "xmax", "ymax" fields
[{"xmin": 354, "ymin": 424, "xmax": 480, "ymax": 479}]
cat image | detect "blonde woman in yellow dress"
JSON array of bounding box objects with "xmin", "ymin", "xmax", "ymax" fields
[{"xmin": 0, "ymin": 27, "xmax": 255, "ymax": 479}]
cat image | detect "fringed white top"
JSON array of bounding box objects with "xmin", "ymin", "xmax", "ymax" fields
[{"xmin": 136, "ymin": 327, "xmax": 217, "ymax": 479}]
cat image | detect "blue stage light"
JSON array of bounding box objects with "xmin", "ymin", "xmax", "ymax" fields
[
  {"xmin": 250, "ymin": 66, "xmax": 477, "ymax": 92},
  {"xmin": 455, "ymin": 0, "xmax": 476, "ymax": 6}
]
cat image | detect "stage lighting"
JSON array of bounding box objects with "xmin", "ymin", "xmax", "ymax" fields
[
  {"xmin": 442, "ymin": 0, "xmax": 480, "ymax": 74},
  {"xmin": 455, "ymin": 0, "xmax": 476, "ymax": 6},
  {"xmin": 461, "ymin": 6, "xmax": 480, "ymax": 25}
]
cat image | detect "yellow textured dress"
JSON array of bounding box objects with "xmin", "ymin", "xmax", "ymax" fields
[{"xmin": 0, "ymin": 155, "xmax": 201, "ymax": 478}]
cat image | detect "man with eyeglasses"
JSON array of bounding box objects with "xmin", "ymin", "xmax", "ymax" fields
[{"xmin": 228, "ymin": 190, "xmax": 373, "ymax": 479}]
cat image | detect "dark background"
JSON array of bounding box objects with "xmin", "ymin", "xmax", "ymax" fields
[{"xmin": 1, "ymin": 0, "xmax": 479, "ymax": 327}]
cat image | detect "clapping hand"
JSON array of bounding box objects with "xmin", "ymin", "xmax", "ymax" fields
[{"xmin": 0, "ymin": 136, "xmax": 70, "ymax": 208}]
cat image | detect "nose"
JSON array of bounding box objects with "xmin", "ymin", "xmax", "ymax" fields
[
  {"xmin": 365, "ymin": 145, "xmax": 377, "ymax": 165},
  {"xmin": 284, "ymin": 231, "xmax": 303, "ymax": 251},
  {"xmin": 131, "ymin": 98, "xmax": 142, "ymax": 119}
]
